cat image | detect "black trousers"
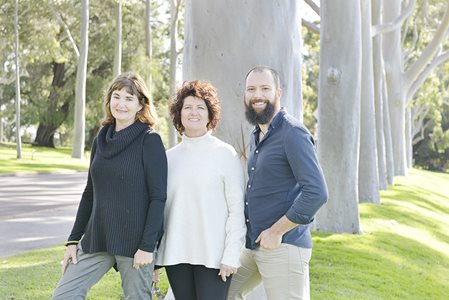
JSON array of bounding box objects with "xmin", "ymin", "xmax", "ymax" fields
[{"xmin": 165, "ymin": 263, "xmax": 232, "ymax": 300}]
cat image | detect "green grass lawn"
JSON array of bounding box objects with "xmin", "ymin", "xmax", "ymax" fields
[
  {"xmin": 312, "ymin": 168, "xmax": 449, "ymax": 299},
  {"xmin": 0, "ymin": 143, "xmax": 89, "ymax": 174},
  {"xmin": 1, "ymin": 168, "xmax": 448, "ymax": 299}
]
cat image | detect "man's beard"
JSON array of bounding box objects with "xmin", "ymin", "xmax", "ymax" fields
[{"xmin": 244, "ymin": 99, "xmax": 276, "ymax": 126}]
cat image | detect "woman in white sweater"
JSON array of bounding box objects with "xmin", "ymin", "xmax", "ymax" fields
[{"xmin": 156, "ymin": 80, "xmax": 246, "ymax": 299}]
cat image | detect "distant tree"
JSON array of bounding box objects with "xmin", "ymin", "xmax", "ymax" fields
[
  {"xmin": 168, "ymin": 0, "xmax": 182, "ymax": 148},
  {"xmin": 72, "ymin": 0, "xmax": 89, "ymax": 159},
  {"xmin": 14, "ymin": 0, "xmax": 22, "ymax": 158},
  {"xmin": 358, "ymin": 0, "xmax": 379, "ymax": 204},
  {"xmin": 382, "ymin": 1, "xmax": 449, "ymax": 176},
  {"xmin": 113, "ymin": 0, "xmax": 122, "ymax": 77}
]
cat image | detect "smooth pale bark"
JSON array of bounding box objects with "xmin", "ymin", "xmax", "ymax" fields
[
  {"xmin": 405, "ymin": 6, "xmax": 449, "ymax": 94},
  {"xmin": 383, "ymin": 2, "xmax": 449, "ymax": 176},
  {"xmin": 48, "ymin": 1, "xmax": 79, "ymax": 57},
  {"xmin": 168, "ymin": 0, "xmax": 181, "ymax": 148},
  {"xmin": 145, "ymin": 0, "xmax": 152, "ymax": 60},
  {"xmin": 145, "ymin": 0, "xmax": 153, "ymax": 95},
  {"xmin": 72, "ymin": 0, "xmax": 89, "ymax": 159},
  {"xmin": 405, "ymin": 108, "xmax": 412, "ymax": 168},
  {"xmin": 183, "ymin": 0, "xmax": 302, "ymax": 155},
  {"xmin": 383, "ymin": 0, "xmax": 407, "ymax": 176},
  {"xmin": 14, "ymin": 0, "xmax": 22, "ymax": 159},
  {"xmin": 372, "ymin": 0, "xmax": 388, "ymax": 190},
  {"xmin": 315, "ymin": 0, "xmax": 362, "ymax": 234},
  {"xmin": 358, "ymin": 0, "xmax": 379, "ymax": 204},
  {"xmin": 382, "ymin": 76, "xmax": 395, "ymax": 185},
  {"xmin": 113, "ymin": 0, "xmax": 122, "ymax": 77}
]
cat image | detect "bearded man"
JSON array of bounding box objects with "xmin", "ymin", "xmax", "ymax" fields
[{"xmin": 227, "ymin": 66, "xmax": 328, "ymax": 300}]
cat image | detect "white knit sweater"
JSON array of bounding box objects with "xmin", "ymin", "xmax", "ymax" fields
[{"xmin": 156, "ymin": 132, "xmax": 246, "ymax": 269}]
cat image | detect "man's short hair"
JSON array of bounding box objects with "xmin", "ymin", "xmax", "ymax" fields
[{"xmin": 245, "ymin": 66, "xmax": 281, "ymax": 90}]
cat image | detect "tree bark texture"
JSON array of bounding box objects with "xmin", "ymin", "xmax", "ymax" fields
[
  {"xmin": 382, "ymin": 77, "xmax": 395, "ymax": 185},
  {"xmin": 372, "ymin": 0, "xmax": 388, "ymax": 190},
  {"xmin": 183, "ymin": 0, "xmax": 302, "ymax": 157},
  {"xmin": 358, "ymin": 0, "xmax": 380, "ymax": 204},
  {"xmin": 383, "ymin": 0, "xmax": 407, "ymax": 176},
  {"xmin": 34, "ymin": 62, "xmax": 70, "ymax": 147},
  {"xmin": 315, "ymin": 0, "xmax": 362, "ymax": 234}
]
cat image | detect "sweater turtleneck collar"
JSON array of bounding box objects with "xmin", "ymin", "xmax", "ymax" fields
[
  {"xmin": 97, "ymin": 121, "xmax": 150, "ymax": 158},
  {"xmin": 181, "ymin": 131, "xmax": 213, "ymax": 145}
]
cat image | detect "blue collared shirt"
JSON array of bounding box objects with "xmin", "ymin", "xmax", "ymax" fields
[{"xmin": 245, "ymin": 108, "xmax": 328, "ymax": 249}]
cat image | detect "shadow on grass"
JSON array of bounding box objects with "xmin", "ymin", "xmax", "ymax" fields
[
  {"xmin": 312, "ymin": 231, "xmax": 449, "ymax": 299},
  {"xmin": 385, "ymin": 184, "xmax": 449, "ymax": 215}
]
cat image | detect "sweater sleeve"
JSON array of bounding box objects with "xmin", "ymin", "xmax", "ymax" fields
[
  {"xmin": 67, "ymin": 138, "xmax": 97, "ymax": 242},
  {"xmin": 139, "ymin": 132, "xmax": 168, "ymax": 252},
  {"xmin": 220, "ymin": 149, "xmax": 246, "ymax": 268},
  {"xmin": 284, "ymin": 127, "xmax": 328, "ymax": 225}
]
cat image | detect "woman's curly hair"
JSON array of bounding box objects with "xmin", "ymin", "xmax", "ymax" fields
[{"xmin": 170, "ymin": 80, "xmax": 221, "ymax": 134}]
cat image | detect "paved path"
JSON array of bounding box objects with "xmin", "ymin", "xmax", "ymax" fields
[{"xmin": 0, "ymin": 172, "xmax": 87, "ymax": 258}]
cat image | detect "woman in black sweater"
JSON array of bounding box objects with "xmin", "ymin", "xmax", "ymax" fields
[{"xmin": 52, "ymin": 73, "xmax": 167, "ymax": 299}]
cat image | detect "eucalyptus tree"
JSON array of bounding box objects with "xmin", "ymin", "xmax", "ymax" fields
[
  {"xmin": 71, "ymin": 0, "xmax": 89, "ymax": 159},
  {"xmin": 315, "ymin": 0, "xmax": 362, "ymax": 234},
  {"xmin": 113, "ymin": 0, "xmax": 122, "ymax": 77},
  {"xmin": 183, "ymin": 0, "xmax": 302, "ymax": 156},
  {"xmin": 382, "ymin": 0, "xmax": 449, "ymax": 176},
  {"xmin": 168, "ymin": 0, "xmax": 182, "ymax": 148},
  {"xmin": 358, "ymin": 0, "xmax": 379, "ymax": 204},
  {"xmin": 372, "ymin": 0, "xmax": 391, "ymax": 188}
]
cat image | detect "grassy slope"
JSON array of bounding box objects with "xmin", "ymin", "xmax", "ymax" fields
[
  {"xmin": 0, "ymin": 169, "xmax": 448, "ymax": 299},
  {"xmin": 312, "ymin": 168, "xmax": 449, "ymax": 299},
  {"xmin": 0, "ymin": 143, "xmax": 89, "ymax": 174}
]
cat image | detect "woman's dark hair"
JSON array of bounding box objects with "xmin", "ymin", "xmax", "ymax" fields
[{"xmin": 170, "ymin": 80, "xmax": 221, "ymax": 134}]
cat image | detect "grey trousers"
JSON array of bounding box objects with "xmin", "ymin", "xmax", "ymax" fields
[
  {"xmin": 52, "ymin": 245, "xmax": 154, "ymax": 300},
  {"xmin": 227, "ymin": 244, "xmax": 312, "ymax": 300}
]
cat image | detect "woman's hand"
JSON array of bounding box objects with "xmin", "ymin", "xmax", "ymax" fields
[
  {"xmin": 218, "ymin": 264, "xmax": 237, "ymax": 282},
  {"xmin": 61, "ymin": 245, "xmax": 78, "ymax": 274},
  {"xmin": 133, "ymin": 249, "xmax": 153, "ymax": 269}
]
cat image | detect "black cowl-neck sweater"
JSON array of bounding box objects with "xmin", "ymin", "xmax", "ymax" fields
[{"xmin": 68, "ymin": 121, "xmax": 167, "ymax": 257}]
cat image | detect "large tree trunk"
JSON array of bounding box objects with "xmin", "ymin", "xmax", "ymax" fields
[
  {"xmin": 34, "ymin": 124, "xmax": 58, "ymax": 148},
  {"xmin": 113, "ymin": 0, "xmax": 122, "ymax": 77},
  {"xmin": 14, "ymin": 0, "xmax": 22, "ymax": 158},
  {"xmin": 372, "ymin": 0, "xmax": 388, "ymax": 190},
  {"xmin": 183, "ymin": 0, "xmax": 302, "ymax": 155},
  {"xmin": 34, "ymin": 62, "xmax": 70, "ymax": 147},
  {"xmin": 315, "ymin": 0, "xmax": 362, "ymax": 234},
  {"xmin": 72, "ymin": 0, "xmax": 89, "ymax": 159},
  {"xmin": 358, "ymin": 0, "xmax": 379, "ymax": 204},
  {"xmin": 383, "ymin": 0, "xmax": 407, "ymax": 176}
]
